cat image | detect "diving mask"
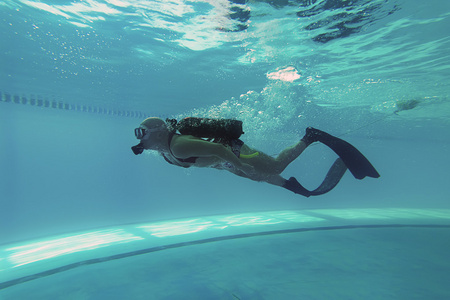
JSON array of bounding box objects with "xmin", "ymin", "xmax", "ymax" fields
[{"xmin": 131, "ymin": 124, "xmax": 165, "ymax": 155}]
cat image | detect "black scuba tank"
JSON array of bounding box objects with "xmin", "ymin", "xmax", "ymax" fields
[{"xmin": 166, "ymin": 117, "xmax": 244, "ymax": 140}]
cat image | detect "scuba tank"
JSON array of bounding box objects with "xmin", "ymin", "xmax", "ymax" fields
[{"xmin": 166, "ymin": 117, "xmax": 244, "ymax": 140}]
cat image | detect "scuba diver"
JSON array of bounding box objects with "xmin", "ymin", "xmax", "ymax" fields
[{"xmin": 131, "ymin": 117, "xmax": 380, "ymax": 197}]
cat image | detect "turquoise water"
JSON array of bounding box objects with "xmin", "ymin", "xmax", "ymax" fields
[{"xmin": 1, "ymin": 0, "xmax": 450, "ymax": 298}]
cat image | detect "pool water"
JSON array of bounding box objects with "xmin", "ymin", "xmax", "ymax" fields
[{"xmin": 1, "ymin": 0, "xmax": 449, "ymax": 298}]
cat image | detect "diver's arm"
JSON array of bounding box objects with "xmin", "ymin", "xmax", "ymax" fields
[
  {"xmin": 171, "ymin": 137, "xmax": 255, "ymax": 174},
  {"xmin": 171, "ymin": 138, "xmax": 241, "ymax": 165}
]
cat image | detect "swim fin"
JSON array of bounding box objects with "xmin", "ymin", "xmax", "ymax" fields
[
  {"xmin": 302, "ymin": 127, "xmax": 380, "ymax": 180},
  {"xmin": 283, "ymin": 158, "xmax": 348, "ymax": 197}
]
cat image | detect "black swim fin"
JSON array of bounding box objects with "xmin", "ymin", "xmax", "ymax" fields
[
  {"xmin": 302, "ymin": 127, "xmax": 380, "ymax": 180},
  {"xmin": 283, "ymin": 158, "xmax": 348, "ymax": 197}
]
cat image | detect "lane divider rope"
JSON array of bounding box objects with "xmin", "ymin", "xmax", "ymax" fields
[{"xmin": 0, "ymin": 91, "xmax": 150, "ymax": 119}]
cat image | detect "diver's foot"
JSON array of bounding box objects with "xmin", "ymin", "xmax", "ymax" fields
[
  {"xmin": 283, "ymin": 177, "xmax": 311, "ymax": 197},
  {"xmin": 301, "ymin": 127, "xmax": 327, "ymax": 145}
]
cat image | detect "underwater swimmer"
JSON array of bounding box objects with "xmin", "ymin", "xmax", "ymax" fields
[{"xmin": 131, "ymin": 117, "xmax": 380, "ymax": 197}]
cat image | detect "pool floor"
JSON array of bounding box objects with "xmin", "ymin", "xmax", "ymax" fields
[{"xmin": 1, "ymin": 208, "xmax": 450, "ymax": 299}]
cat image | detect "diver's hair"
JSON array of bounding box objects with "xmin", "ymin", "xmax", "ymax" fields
[{"xmin": 140, "ymin": 117, "xmax": 166, "ymax": 130}]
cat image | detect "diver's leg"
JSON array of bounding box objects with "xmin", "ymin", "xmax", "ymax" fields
[
  {"xmin": 272, "ymin": 140, "xmax": 309, "ymax": 173},
  {"xmin": 263, "ymin": 174, "xmax": 286, "ymax": 186},
  {"xmin": 226, "ymin": 165, "xmax": 286, "ymax": 187},
  {"xmin": 239, "ymin": 141, "xmax": 309, "ymax": 175}
]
